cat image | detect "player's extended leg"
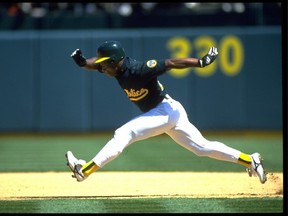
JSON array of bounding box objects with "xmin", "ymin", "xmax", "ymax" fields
[
  {"xmin": 165, "ymin": 110, "xmax": 267, "ymax": 184},
  {"xmin": 91, "ymin": 101, "xmax": 180, "ymax": 168},
  {"xmin": 66, "ymin": 99, "xmax": 181, "ymax": 181}
]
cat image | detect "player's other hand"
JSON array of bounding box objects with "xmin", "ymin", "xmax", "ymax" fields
[
  {"xmin": 199, "ymin": 47, "xmax": 218, "ymax": 67},
  {"xmin": 71, "ymin": 49, "xmax": 87, "ymax": 67}
]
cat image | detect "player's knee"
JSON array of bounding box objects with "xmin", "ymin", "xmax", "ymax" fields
[
  {"xmin": 114, "ymin": 127, "xmax": 134, "ymax": 144},
  {"xmin": 192, "ymin": 144, "xmax": 210, "ymax": 157}
]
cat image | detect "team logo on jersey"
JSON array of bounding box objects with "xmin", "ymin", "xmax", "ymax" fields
[
  {"xmin": 124, "ymin": 88, "xmax": 149, "ymax": 101},
  {"xmin": 146, "ymin": 60, "xmax": 157, "ymax": 68}
]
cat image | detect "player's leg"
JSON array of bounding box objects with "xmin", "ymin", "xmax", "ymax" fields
[
  {"xmin": 166, "ymin": 121, "xmax": 243, "ymax": 163},
  {"xmin": 91, "ymin": 101, "xmax": 180, "ymax": 169},
  {"xmin": 165, "ymin": 101, "xmax": 267, "ymax": 184},
  {"xmin": 67, "ymin": 100, "xmax": 180, "ymax": 181}
]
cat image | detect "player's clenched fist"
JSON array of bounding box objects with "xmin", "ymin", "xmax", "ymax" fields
[
  {"xmin": 199, "ymin": 47, "xmax": 218, "ymax": 67},
  {"xmin": 71, "ymin": 49, "xmax": 87, "ymax": 67}
]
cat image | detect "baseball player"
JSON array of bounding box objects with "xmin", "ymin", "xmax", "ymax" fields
[{"xmin": 66, "ymin": 40, "xmax": 267, "ymax": 184}]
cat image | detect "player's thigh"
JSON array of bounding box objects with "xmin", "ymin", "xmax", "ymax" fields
[{"xmin": 119, "ymin": 113, "xmax": 172, "ymax": 141}]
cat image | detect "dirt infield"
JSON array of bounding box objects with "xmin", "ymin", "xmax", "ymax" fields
[{"xmin": 0, "ymin": 172, "xmax": 283, "ymax": 200}]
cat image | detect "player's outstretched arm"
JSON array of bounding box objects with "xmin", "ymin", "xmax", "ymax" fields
[
  {"xmin": 71, "ymin": 49, "xmax": 100, "ymax": 71},
  {"xmin": 165, "ymin": 47, "xmax": 218, "ymax": 70}
]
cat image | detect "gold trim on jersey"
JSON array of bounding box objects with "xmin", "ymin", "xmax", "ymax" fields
[{"xmin": 158, "ymin": 81, "xmax": 164, "ymax": 91}]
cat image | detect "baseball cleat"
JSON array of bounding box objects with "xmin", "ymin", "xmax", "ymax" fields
[
  {"xmin": 246, "ymin": 167, "xmax": 255, "ymax": 177},
  {"xmin": 65, "ymin": 151, "xmax": 87, "ymax": 182},
  {"xmin": 248, "ymin": 152, "xmax": 267, "ymax": 184},
  {"xmin": 246, "ymin": 167, "xmax": 251, "ymax": 177}
]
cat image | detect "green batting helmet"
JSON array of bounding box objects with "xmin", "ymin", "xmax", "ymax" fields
[{"xmin": 94, "ymin": 40, "xmax": 126, "ymax": 65}]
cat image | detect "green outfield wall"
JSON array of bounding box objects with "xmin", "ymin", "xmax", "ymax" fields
[{"xmin": 0, "ymin": 26, "xmax": 282, "ymax": 131}]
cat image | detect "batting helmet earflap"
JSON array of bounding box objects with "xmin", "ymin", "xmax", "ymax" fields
[{"xmin": 95, "ymin": 40, "xmax": 126, "ymax": 65}]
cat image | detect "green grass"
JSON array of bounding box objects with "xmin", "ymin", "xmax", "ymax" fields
[
  {"xmin": 0, "ymin": 131, "xmax": 284, "ymax": 213},
  {"xmin": 0, "ymin": 197, "xmax": 283, "ymax": 213},
  {"xmin": 0, "ymin": 132, "xmax": 283, "ymax": 172}
]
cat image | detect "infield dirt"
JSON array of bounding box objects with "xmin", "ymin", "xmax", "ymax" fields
[{"xmin": 0, "ymin": 172, "xmax": 283, "ymax": 200}]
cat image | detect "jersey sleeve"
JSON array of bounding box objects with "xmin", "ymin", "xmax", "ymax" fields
[{"xmin": 141, "ymin": 59, "xmax": 167, "ymax": 77}]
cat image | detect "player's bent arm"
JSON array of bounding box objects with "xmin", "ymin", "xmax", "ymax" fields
[
  {"xmin": 71, "ymin": 49, "xmax": 101, "ymax": 72},
  {"xmin": 82, "ymin": 57, "xmax": 100, "ymax": 71}
]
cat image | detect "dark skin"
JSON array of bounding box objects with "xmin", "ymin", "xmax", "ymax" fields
[{"xmin": 82, "ymin": 57, "xmax": 201, "ymax": 77}]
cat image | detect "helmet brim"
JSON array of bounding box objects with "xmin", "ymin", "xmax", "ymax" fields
[{"xmin": 94, "ymin": 57, "xmax": 111, "ymax": 64}]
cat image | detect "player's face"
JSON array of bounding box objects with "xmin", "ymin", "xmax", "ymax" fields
[{"xmin": 99, "ymin": 61, "xmax": 118, "ymax": 77}]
